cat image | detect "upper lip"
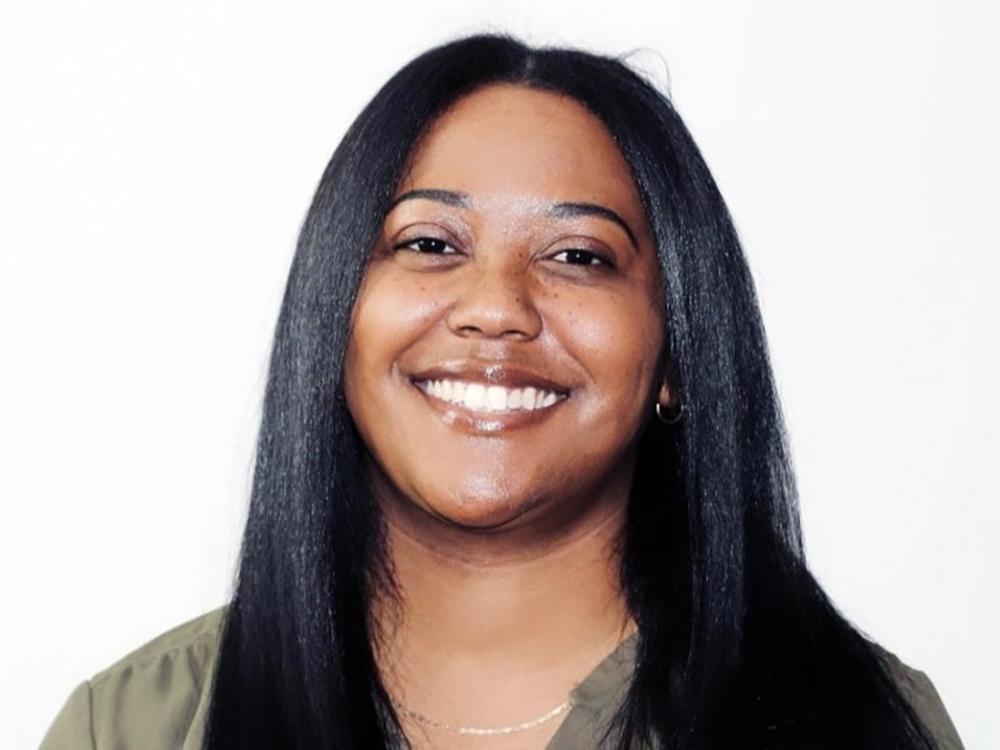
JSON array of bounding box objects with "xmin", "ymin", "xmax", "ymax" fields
[{"xmin": 408, "ymin": 361, "xmax": 572, "ymax": 394}]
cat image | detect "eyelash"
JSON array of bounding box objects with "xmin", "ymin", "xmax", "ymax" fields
[{"xmin": 393, "ymin": 237, "xmax": 615, "ymax": 269}]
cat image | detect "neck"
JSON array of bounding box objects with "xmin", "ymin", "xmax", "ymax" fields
[{"xmin": 369, "ymin": 477, "xmax": 637, "ymax": 732}]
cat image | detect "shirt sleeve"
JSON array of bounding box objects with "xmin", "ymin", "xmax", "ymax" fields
[
  {"xmin": 39, "ymin": 680, "xmax": 96, "ymax": 750},
  {"xmin": 884, "ymin": 654, "xmax": 965, "ymax": 750},
  {"xmin": 902, "ymin": 666, "xmax": 965, "ymax": 750}
]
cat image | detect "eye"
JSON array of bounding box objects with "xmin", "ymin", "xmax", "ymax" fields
[
  {"xmin": 394, "ymin": 237, "xmax": 459, "ymax": 255},
  {"xmin": 549, "ymin": 248, "xmax": 615, "ymax": 268}
]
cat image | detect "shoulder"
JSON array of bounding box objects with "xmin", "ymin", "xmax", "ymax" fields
[
  {"xmin": 90, "ymin": 605, "xmax": 227, "ymax": 686},
  {"xmin": 871, "ymin": 642, "xmax": 965, "ymax": 749},
  {"xmin": 40, "ymin": 605, "xmax": 230, "ymax": 750}
]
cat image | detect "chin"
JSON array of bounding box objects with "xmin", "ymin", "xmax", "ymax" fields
[
  {"xmin": 417, "ymin": 481, "xmax": 546, "ymax": 532},
  {"xmin": 428, "ymin": 496, "xmax": 532, "ymax": 532}
]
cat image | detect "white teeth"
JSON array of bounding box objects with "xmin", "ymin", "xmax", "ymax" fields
[
  {"xmin": 523, "ymin": 386, "xmax": 537, "ymax": 409},
  {"xmin": 416, "ymin": 379, "xmax": 565, "ymax": 413},
  {"xmin": 463, "ymin": 383, "xmax": 486, "ymax": 410},
  {"xmin": 507, "ymin": 388, "xmax": 522, "ymax": 409},
  {"xmin": 485, "ymin": 385, "xmax": 507, "ymax": 411}
]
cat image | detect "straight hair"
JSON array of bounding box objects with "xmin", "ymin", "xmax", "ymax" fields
[{"xmin": 204, "ymin": 32, "xmax": 937, "ymax": 748}]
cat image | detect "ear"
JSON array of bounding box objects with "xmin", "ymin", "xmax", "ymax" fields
[{"xmin": 657, "ymin": 379, "xmax": 677, "ymax": 409}]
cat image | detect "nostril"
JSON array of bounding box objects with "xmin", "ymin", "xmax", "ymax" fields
[{"xmin": 453, "ymin": 325, "xmax": 531, "ymax": 341}]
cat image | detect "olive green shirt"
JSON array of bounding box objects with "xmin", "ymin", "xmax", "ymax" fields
[{"xmin": 40, "ymin": 606, "xmax": 964, "ymax": 749}]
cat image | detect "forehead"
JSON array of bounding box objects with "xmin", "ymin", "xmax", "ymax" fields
[{"xmin": 398, "ymin": 83, "xmax": 643, "ymax": 217}]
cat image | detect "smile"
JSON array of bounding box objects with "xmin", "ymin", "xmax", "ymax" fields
[
  {"xmin": 413, "ymin": 378, "xmax": 567, "ymax": 413},
  {"xmin": 410, "ymin": 377, "xmax": 570, "ymax": 433}
]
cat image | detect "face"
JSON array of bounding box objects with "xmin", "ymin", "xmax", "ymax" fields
[{"xmin": 344, "ymin": 83, "xmax": 671, "ymax": 533}]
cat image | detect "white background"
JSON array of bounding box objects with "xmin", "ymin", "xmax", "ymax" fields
[{"xmin": 2, "ymin": 1, "xmax": 996, "ymax": 747}]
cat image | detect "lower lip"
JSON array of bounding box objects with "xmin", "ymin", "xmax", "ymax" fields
[{"xmin": 410, "ymin": 381, "xmax": 569, "ymax": 433}]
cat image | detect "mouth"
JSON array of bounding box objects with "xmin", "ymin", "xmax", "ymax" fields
[
  {"xmin": 414, "ymin": 377, "xmax": 567, "ymax": 411},
  {"xmin": 408, "ymin": 376, "xmax": 571, "ymax": 433}
]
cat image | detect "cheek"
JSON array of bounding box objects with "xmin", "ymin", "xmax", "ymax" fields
[
  {"xmin": 357, "ymin": 271, "xmax": 438, "ymax": 332},
  {"xmin": 344, "ymin": 269, "xmax": 445, "ymax": 470},
  {"xmin": 346, "ymin": 268, "xmax": 445, "ymax": 383},
  {"xmin": 550, "ymin": 293, "xmax": 663, "ymax": 411}
]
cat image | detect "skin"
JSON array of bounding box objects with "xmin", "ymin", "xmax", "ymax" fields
[{"xmin": 343, "ymin": 83, "xmax": 675, "ymax": 748}]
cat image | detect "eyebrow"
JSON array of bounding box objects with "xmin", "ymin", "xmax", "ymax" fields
[{"xmin": 386, "ymin": 188, "xmax": 639, "ymax": 252}]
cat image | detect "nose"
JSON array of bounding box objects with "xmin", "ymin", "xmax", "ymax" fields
[{"xmin": 446, "ymin": 259, "xmax": 543, "ymax": 341}]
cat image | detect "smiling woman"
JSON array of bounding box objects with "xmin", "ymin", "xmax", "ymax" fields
[
  {"xmin": 345, "ymin": 85, "xmax": 670, "ymax": 545},
  {"xmin": 40, "ymin": 33, "xmax": 963, "ymax": 750}
]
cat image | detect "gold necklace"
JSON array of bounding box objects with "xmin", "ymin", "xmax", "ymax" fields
[
  {"xmin": 387, "ymin": 625, "xmax": 637, "ymax": 737},
  {"xmin": 391, "ymin": 696, "xmax": 574, "ymax": 737}
]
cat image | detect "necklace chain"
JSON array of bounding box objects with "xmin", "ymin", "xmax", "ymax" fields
[
  {"xmin": 391, "ymin": 696, "xmax": 574, "ymax": 736},
  {"xmin": 387, "ymin": 626, "xmax": 637, "ymax": 737}
]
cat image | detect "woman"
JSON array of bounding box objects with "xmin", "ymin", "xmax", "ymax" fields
[{"xmin": 41, "ymin": 33, "xmax": 963, "ymax": 749}]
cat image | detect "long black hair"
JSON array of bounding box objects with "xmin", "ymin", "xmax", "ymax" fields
[{"xmin": 204, "ymin": 32, "xmax": 937, "ymax": 748}]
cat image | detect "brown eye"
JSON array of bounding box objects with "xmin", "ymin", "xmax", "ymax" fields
[
  {"xmin": 396, "ymin": 237, "xmax": 458, "ymax": 255},
  {"xmin": 550, "ymin": 248, "xmax": 615, "ymax": 268}
]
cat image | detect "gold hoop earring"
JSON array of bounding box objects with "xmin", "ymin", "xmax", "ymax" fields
[{"xmin": 655, "ymin": 401, "xmax": 683, "ymax": 425}]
